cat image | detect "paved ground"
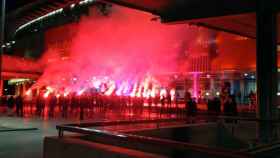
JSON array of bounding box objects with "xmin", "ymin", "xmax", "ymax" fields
[
  {"xmin": 0, "ymin": 111, "xmax": 180, "ymax": 158},
  {"xmin": 0, "ymin": 103, "xmax": 253, "ymax": 158},
  {"xmin": 0, "ymin": 117, "xmax": 75, "ymax": 158},
  {"xmin": 0, "ymin": 113, "xmax": 139, "ymax": 158}
]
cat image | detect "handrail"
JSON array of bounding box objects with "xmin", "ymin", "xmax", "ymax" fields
[
  {"xmin": 56, "ymin": 118, "xmax": 252, "ymax": 158},
  {"xmin": 217, "ymin": 116, "xmax": 280, "ymax": 123},
  {"xmin": 62, "ymin": 118, "xmax": 187, "ymax": 128}
]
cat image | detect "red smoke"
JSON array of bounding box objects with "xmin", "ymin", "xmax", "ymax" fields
[{"xmin": 34, "ymin": 5, "xmax": 210, "ymax": 94}]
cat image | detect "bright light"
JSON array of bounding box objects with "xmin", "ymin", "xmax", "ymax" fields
[
  {"xmin": 63, "ymin": 92, "xmax": 69, "ymax": 97},
  {"xmin": 77, "ymin": 89, "xmax": 85, "ymax": 96},
  {"xmin": 56, "ymin": 94, "xmax": 61, "ymax": 98},
  {"xmin": 160, "ymin": 89, "xmax": 167, "ymax": 99},
  {"xmin": 8, "ymin": 79, "xmax": 30, "ymax": 85},
  {"xmin": 216, "ymin": 92, "xmax": 220, "ymax": 96},
  {"xmin": 92, "ymin": 80, "xmax": 101, "ymax": 89},
  {"xmin": 244, "ymin": 73, "xmax": 248, "ymax": 77},
  {"xmin": 25, "ymin": 89, "xmax": 32, "ymax": 96},
  {"xmin": 130, "ymin": 83, "xmax": 138, "ymax": 98},
  {"xmin": 70, "ymin": 3, "xmax": 76, "ymax": 8},
  {"xmin": 16, "ymin": 8, "xmax": 64, "ymax": 34},
  {"xmin": 277, "ymin": 92, "xmax": 280, "ymax": 96},
  {"xmin": 170, "ymin": 89, "xmax": 176, "ymax": 101},
  {"xmin": 205, "ymin": 92, "xmax": 210, "ymax": 96},
  {"xmin": 46, "ymin": 86, "xmax": 54, "ymax": 93},
  {"xmin": 43, "ymin": 91, "xmax": 50, "ymax": 98},
  {"xmin": 105, "ymin": 84, "xmax": 116, "ymax": 96}
]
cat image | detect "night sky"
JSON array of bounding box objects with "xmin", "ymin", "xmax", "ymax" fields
[{"xmin": 1, "ymin": 0, "xmax": 36, "ymax": 13}]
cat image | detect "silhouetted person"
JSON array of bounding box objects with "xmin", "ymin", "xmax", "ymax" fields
[
  {"xmin": 7, "ymin": 96, "xmax": 15, "ymax": 116},
  {"xmin": 207, "ymin": 98, "xmax": 214, "ymax": 115},
  {"xmin": 1, "ymin": 95, "xmax": 7, "ymax": 107},
  {"xmin": 15, "ymin": 95, "xmax": 23, "ymax": 117},
  {"xmin": 248, "ymin": 91, "xmax": 256, "ymax": 111},
  {"xmin": 187, "ymin": 98, "xmax": 197, "ymax": 123},
  {"xmin": 236, "ymin": 91, "xmax": 242, "ymax": 104},
  {"xmin": 49, "ymin": 94, "xmax": 57, "ymax": 118},
  {"xmin": 154, "ymin": 95, "xmax": 160, "ymax": 110},
  {"xmin": 148, "ymin": 96, "xmax": 153, "ymax": 111},
  {"xmin": 224, "ymin": 95, "xmax": 238, "ymax": 123},
  {"xmin": 36, "ymin": 95, "xmax": 45, "ymax": 116},
  {"xmin": 184, "ymin": 91, "xmax": 191, "ymax": 118},
  {"xmin": 160, "ymin": 95, "xmax": 165, "ymax": 117},
  {"xmin": 213, "ymin": 97, "xmax": 221, "ymax": 115},
  {"xmin": 167, "ymin": 92, "xmax": 172, "ymax": 108},
  {"xmin": 160, "ymin": 96, "xmax": 165, "ymax": 107},
  {"xmin": 61, "ymin": 96, "xmax": 68, "ymax": 118}
]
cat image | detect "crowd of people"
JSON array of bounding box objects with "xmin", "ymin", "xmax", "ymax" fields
[
  {"xmin": 4, "ymin": 95, "xmax": 24, "ymax": 117},
  {"xmin": 0, "ymin": 90, "xmax": 186, "ymax": 119},
  {"xmin": 0, "ymin": 87, "xmax": 241, "ymax": 122}
]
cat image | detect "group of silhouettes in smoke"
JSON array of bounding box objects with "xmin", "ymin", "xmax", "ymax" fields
[
  {"xmin": 2, "ymin": 95, "xmax": 24, "ymax": 117},
  {"xmin": 31, "ymin": 89, "xmax": 185, "ymax": 120},
  {"xmin": 0, "ymin": 86, "xmax": 238, "ymax": 121}
]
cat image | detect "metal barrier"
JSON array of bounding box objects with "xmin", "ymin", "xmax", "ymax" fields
[
  {"xmin": 56, "ymin": 118, "xmax": 252, "ymax": 158},
  {"xmin": 57, "ymin": 118, "xmax": 186, "ymax": 136}
]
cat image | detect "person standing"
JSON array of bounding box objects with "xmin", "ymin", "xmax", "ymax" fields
[
  {"xmin": 213, "ymin": 97, "xmax": 221, "ymax": 115},
  {"xmin": 224, "ymin": 95, "xmax": 238, "ymax": 123},
  {"xmin": 166, "ymin": 91, "xmax": 172, "ymax": 114},
  {"xmin": 7, "ymin": 96, "xmax": 15, "ymax": 116},
  {"xmin": 48, "ymin": 94, "xmax": 57, "ymax": 118},
  {"xmin": 61, "ymin": 96, "xmax": 68, "ymax": 118},
  {"xmin": 187, "ymin": 98, "xmax": 197, "ymax": 123},
  {"xmin": 248, "ymin": 91, "xmax": 256, "ymax": 111},
  {"xmin": 160, "ymin": 95, "xmax": 165, "ymax": 117},
  {"xmin": 15, "ymin": 95, "xmax": 23, "ymax": 117},
  {"xmin": 184, "ymin": 91, "xmax": 191, "ymax": 118}
]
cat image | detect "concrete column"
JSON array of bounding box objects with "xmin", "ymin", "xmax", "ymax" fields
[
  {"xmin": 256, "ymin": 0, "xmax": 278, "ymax": 143},
  {"xmin": 192, "ymin": 73, "xmax": 199, "ymax": 99},
  {"xmin": 0, "ymin": 79, "xmax": 3, "ymax": 96}
]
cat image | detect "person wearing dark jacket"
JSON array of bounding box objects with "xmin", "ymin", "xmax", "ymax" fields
[
  {"xmin": 224, "ymin": 95, "xmax": 238, "ymax": 123},
  {"xmin": 187, "ymin": 98, "xmax": 197, "ymax": 121},
  {"xmin": 15, "ymin": 95, "xmax": 24, "ymax": 117},
  {"xmin": 213, "ymin": 97, "xmax": 221, "ymax": 115},
  {"xmin": 7, "ymin": 96, "xmax": 15, "ymax": 116},
  {"xmin": 49, "ymin": 94, "xmax": 57, "ymax": 118}
]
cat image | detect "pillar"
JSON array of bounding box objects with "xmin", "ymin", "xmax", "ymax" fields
[
  {"xmin": 0, "ymin": 79, "xmax": 3, "ymax": 96},
  {"xmin": 192, "ymin": 73, "xmax": 199, "ymax": 99},
  {"xmin": 256, "ymin": 0, "xmax": 278, "ymax": 143}
]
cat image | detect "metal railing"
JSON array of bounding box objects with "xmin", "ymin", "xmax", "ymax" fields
[{"xmin": 56, "ymin": 118, "xmax": 252, "ymax": 158}]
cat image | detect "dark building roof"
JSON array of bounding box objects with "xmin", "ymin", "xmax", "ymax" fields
[
  {"xmin": 3, "ymin": 0, "xmax": 280, "ymax": 41},
  {"xmin": 101, "ymin": 0, "xmax": 280, "ymax": 41}
]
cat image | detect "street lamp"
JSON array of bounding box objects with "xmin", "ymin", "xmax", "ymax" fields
[{"xmin": 0, "ymin": 0, "xmax": 5, "ymax": 96}]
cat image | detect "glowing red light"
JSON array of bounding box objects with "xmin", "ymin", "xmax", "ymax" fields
[
  {"xmin": 43, "ymin": 91, "xmax": 50, "ymax": 98},
  {"xmin": 25, "ymin": 89, "xmax": 32, "ymax": 96}
]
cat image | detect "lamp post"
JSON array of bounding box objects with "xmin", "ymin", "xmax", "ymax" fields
[{"xmin": 0, "ymin": 0, "xmax": 5, "ymax": 96}]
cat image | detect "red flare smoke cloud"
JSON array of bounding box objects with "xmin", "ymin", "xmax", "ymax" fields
[{"xmin": 32, "ymin": 5, "xmax": 210, "ymax": 97}]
